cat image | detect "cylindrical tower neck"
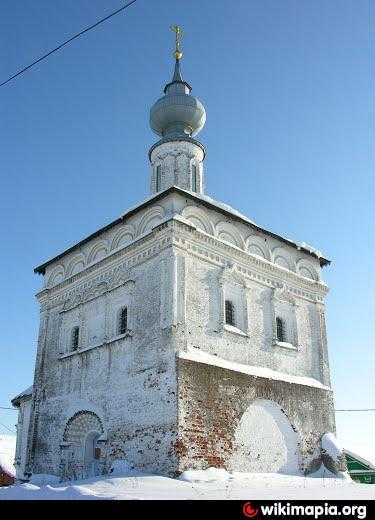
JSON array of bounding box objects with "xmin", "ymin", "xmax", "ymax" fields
[{"xmin": 149, "ymin": 139, "xmax": 205, "ymax": 195}]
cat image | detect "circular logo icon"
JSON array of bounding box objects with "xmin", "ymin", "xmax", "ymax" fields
[{"xmin": 242, "ymin": 502, "xmax": 259, "ymax": 518}]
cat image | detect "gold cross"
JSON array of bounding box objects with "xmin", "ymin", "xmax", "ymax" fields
[{"xmin": 170, "ymin": 25, "xmax": 183, "ymax": 60}]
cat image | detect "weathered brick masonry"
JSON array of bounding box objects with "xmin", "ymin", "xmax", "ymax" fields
[{"xmin": 177, "ymin": 358, "xmax": 335, "ymax": 475}]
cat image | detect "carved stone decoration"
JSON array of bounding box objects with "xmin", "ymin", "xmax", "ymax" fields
[
  {"xmin": 85, "ymin": 281, "xmax": 109, "ymax": 302},
  {"xmin": 59, "ymin": 266, "xmax": 136, "ymax": 315},
  {"xmin": 273, "ymin": 283, "xmax": 297, "ymax": 306},
  {"xmin": 219, "ymin": 261, "xmax": 247, "ymax": 287},
  {"xmin": 108, "ymin": 266, "xmax": 134, "ymax": 291}
]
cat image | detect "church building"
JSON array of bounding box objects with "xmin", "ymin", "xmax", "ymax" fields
[{"xmin": 13, "ymin": 29, "xmax": 336, "ymax": 481}]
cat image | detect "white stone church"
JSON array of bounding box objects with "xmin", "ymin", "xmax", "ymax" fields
[{"xmin": 12, "ymin": 37, "xmax": 337, "ymax": 481}]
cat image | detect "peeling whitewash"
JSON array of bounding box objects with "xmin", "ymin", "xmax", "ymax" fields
[{"xmin": 18, "ymin": 189, "xmax": 334, "ymax": 480}]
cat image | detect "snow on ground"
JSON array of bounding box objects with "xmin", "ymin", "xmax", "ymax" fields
[
  {"xmin": 0, "ymin": 435, "xmax": 16, "ymax": 478},
  {"xmin": 1, "ymin": 469, "xmax": 374, "ymax": 500}
]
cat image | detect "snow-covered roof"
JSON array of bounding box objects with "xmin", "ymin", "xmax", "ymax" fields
[
  {"xmin": 197, "ymin": 192, "xmax": 257, "ymax": 226},
  {"xmin": 344, "ymin": 449, "xmax": 375, "ymax": 470},
  {"xmin": 179, "ymin": 347, "xmax": 331, "ymax": 391},
  {"xmin": 34, "ymin": 186, "xmax": 330, "ymax": 275},
  {"xmin": 11, "ymin": 385, "xmax": 33, "ymax": 407},
  {"xmin": 0, "ymin": 435, "xmax": 16, "ymax": 478},
  {"xmin": 194, "ymin": 191, "xmax": 327, "ymax": 262}
]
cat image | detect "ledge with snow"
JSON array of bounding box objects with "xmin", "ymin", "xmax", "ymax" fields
[{"xmin": 179, "ymin": 347, "xmax": 331, "ymax": 390}]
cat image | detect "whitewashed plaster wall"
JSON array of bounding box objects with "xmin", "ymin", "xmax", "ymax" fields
[
  {"xmin": 174, "ymin": 249, "xmax": 326, "ymax": 383},
  {"xmin": 30, "ymin": 236, "xmax": 180, "ymax": 477},
  {"xmin": 14, "ymin": 397, "xmax": 32, "ymax": 480}
]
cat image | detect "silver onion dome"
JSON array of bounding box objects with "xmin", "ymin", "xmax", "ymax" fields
[{"xmin": 150, "ymin": 59, "xmax": 206, "ymax": 139}]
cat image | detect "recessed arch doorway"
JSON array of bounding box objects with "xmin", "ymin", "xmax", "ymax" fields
[{"xmin": 61, "ymin": 411, "xmax": 104, "ymax": 480}]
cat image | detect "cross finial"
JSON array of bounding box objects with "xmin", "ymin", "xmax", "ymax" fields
[{"xmin": 170, "ymin": 25, "xmax": 183, "ymax": 60}]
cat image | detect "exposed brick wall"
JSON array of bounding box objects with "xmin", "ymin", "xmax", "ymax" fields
[
  {"xmin": 177, "ymin": 358, "xmax": 335, "ymax": 475},
  {"xmin": 0, "ymin": 471, "xmax": 14, "ymax": 487}
]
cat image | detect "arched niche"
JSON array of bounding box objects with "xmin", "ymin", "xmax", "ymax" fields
[
  {"xmin": 137, "ymin": 206, "xmax": 165, "ymax": 235},
  {"xmin": 296, "ymin": 259, "xmax": 318, "ymax": 281},
  {"xmin": 87, "ymin": 241, "xmax": 108, "ymax": 264},
  {"xmin": 246, "ymin": 235, "xmax": 271, "ymax": 261},
  {"xmin": 67, "ymin": 254, "xmax": 86, "ymax": 277},
  {"xmin": 272, "ymin": 247, "xmax": 295, "ymax": 272},
  {"xmin": 47, "ymin": 265, "xmax": 65, "ymax": 287},
  {"xmin": 111, "ymin": 225, "xmax": 135, "ymax": 250},
  {"xmin": 181, "ymin": 206, "xmax": 214, "ymax": 235},
  {"xmin": 216, "ymin": 221, "xmax": 245, "ymax": 249},
  {"xmin": 229, "ymin": 399, "xmax": 300, "ymax": 474}
]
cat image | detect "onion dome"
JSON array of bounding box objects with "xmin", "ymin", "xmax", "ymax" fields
[{"xmin": 149, "ymin": 36, "xmax": 206, "ymax": 139}]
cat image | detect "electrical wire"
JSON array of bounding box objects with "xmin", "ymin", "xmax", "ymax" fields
[
  {"xmin": 335, "ymin": 409, "xmax": 375, "ymax": 412},
  {"xmin": 0, "ymin": 0, "xmax": 138, "ymax": 88},
  {"xmin": 0, "ymin": 420, "xmax": 15, "ymax": 434}
]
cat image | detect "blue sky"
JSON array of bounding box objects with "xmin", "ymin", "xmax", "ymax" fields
[{"xmin": 1, "ymin": 1, "xmax": 374, "ymax": 460}]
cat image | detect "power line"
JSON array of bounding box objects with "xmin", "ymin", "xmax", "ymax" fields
[
  {"xmin": 0, "ymin": 0, "xmax": 138, "ymax": 88},
  {"xmin": 335, "ymin": 409, "xmax": 375, "ymax": 412},
  {"xmin": 0, "ymin": 407, "xmax": 16, "ymax": 411},
  {"xmin": 0, "ymin": 421, "xmax": 15, "ymax": 434}
]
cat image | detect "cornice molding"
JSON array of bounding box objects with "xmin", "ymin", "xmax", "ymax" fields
[
  {"xmin": 36, "ymin": 216, "xmax": 328, "ymax": 312},
  {"xmin": 37, "ymin": 225, "xmax": 173, "ymax": 310},
  {"xmin": 170, "ymin": 219, "xmax": 329, "ymax": 304}
]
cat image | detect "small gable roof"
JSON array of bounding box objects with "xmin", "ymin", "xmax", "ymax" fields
[{"xmin": 11, "ymin": 385, "xmax": 33, "ymax": 407}]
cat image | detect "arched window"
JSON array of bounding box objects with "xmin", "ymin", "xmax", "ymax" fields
[
  {"xmin": 225, "ymin": 300, "xmax": 235, "ymax": 326},
  {"xmin": 156, "ymin": 165, "xmax": 161, "ymax": 192},
  {"xmin": 192, "ymin": 165, "xmax": 197, "ymax": 192},
  {"xmin": 118, "ymin": 307, "xmax": 128, "ymax": 335},
  {"xmin": 276, "ymin": 317, "xmax": 285, "ymax": 342},
  {"xmin": 71, "ymin": 326, "xmax": 80, "ymax": 351}
]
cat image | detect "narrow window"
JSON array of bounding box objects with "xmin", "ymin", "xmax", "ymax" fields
[
  {"xmin": 118, "ymin": 307, "xmax": 128, "ymax": 335},
  {"xmin": 94, "ymin": 447, "xmax": 101, "ymax": 460},
  {"xmin": 192, "ymin": 165, "xmax": 197, "ymax": 192},
  {"xmin": 225, "ymin": 300, "xmax": 235, "ymax": 326},
  {"xmin": 276, "ymin": 317, "xmax": 285, "ymax": 342},
  {"xmin": 71, "ymin": 326, "xmax": 79, "ymax": 351},
  {"xmin": 156, "ymin": 165, "xmax": 161, "ymax": 192}
]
